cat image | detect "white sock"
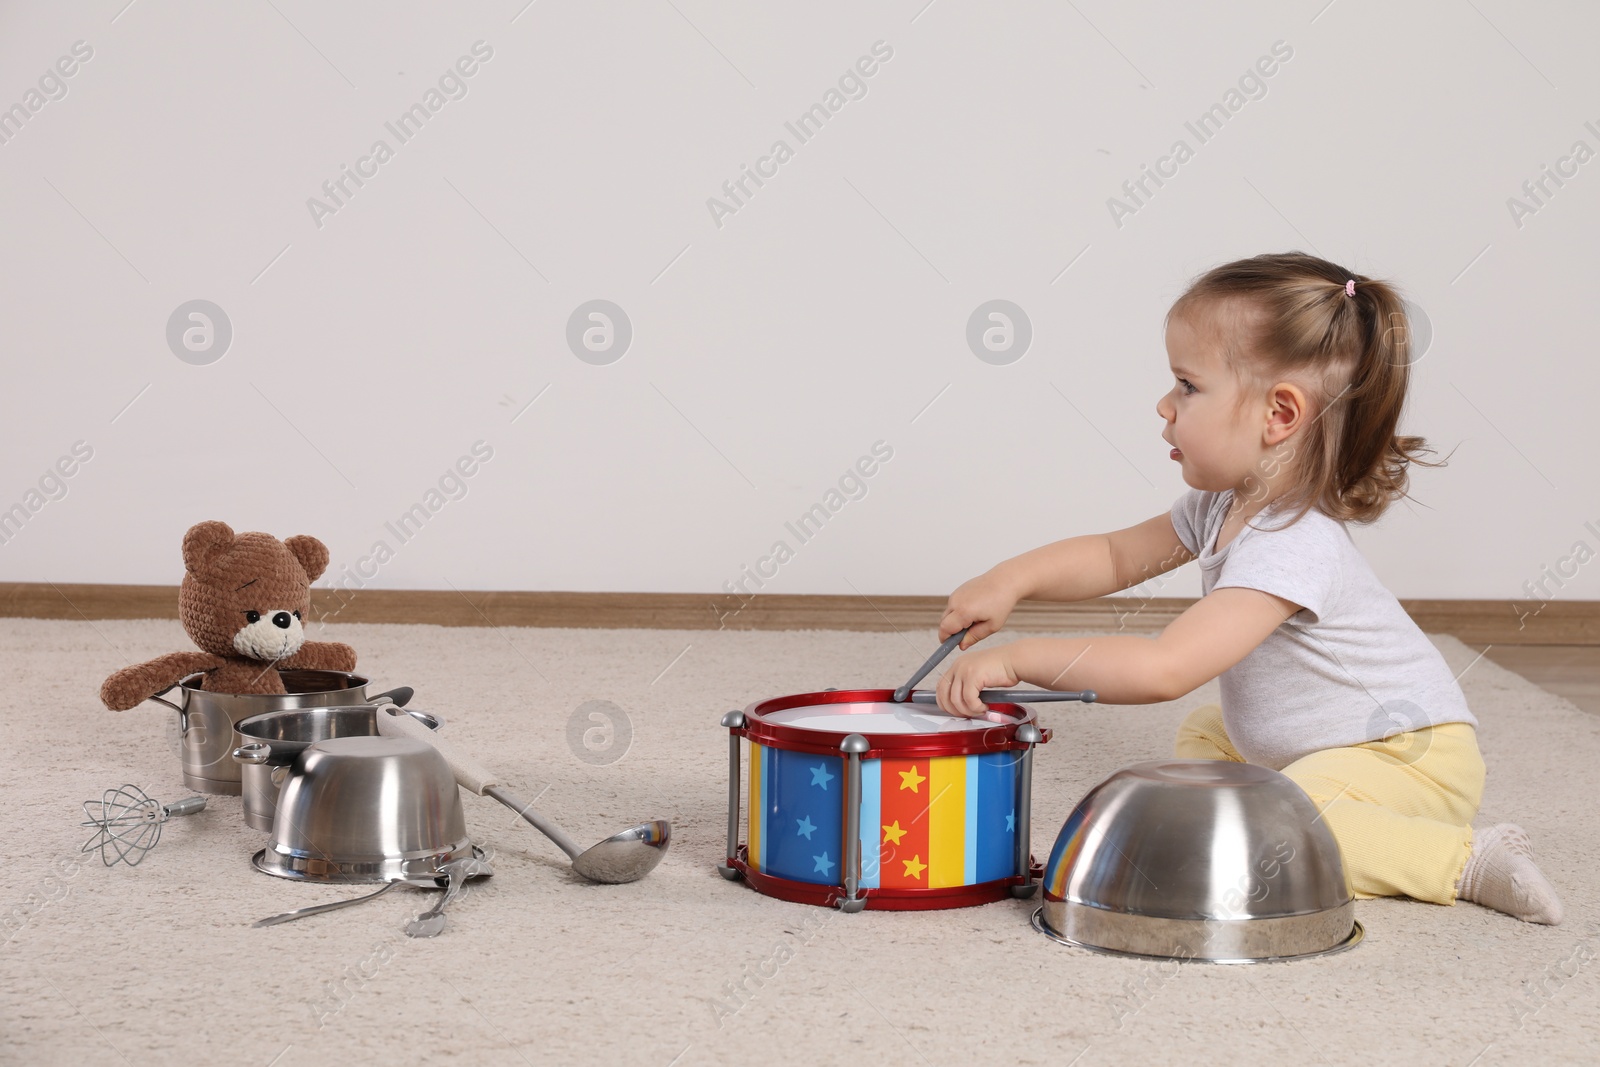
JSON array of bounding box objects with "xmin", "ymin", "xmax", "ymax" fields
[{"xmin": 1456, "ymin": 823, "xmax": 1563, "ymax": 925}]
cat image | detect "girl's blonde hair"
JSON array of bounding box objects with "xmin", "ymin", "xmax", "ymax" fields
[{"xmin": 1166, "ymin": 250, "xmax": 1445, "ymax": 527}]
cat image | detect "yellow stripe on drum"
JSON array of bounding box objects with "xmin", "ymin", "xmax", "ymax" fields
[
  {"xmin": 748, "ymin": 741, "xmax": 762, "ymax": 871},
  {"xmin": 928, "ymin": 755, "xmax": 967, "ymax": 888}
]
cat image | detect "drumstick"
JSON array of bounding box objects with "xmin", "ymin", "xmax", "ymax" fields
[
  {"xmin": 893, "ymin": 626, "xmax": 971, "ymax": 702},
  {"xmin": 908, "ymin": 688, "xmax": 1098, "ymax": 705}
]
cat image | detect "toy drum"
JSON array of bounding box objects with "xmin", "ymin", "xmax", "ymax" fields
[{"xmin": 717, "ymin": 689, "xmax": 1050, "ymax": 911}]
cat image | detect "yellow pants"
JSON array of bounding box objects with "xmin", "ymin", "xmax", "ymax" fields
[{"xmin": 1174, "ymin": 704, "xmax": 1484, "ymax": 905}]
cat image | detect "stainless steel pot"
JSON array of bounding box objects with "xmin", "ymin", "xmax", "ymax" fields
[
  {"xmin": 253, "ymin": 735, "xmax": 477, "ymax": 885},
  {"xmin": 231, "ymin": 705, "xmax": 442, "ymax": 831},
  {"xmin": 144, "ymin": 670, "xmax": 411, "ymax": 794}
]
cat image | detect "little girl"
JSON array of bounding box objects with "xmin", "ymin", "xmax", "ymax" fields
[{"xmin": 935, "ymin": 251, "xmax": 1563, "ymax": 925}]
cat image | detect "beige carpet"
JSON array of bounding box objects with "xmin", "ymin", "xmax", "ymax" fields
[{"xmin": 1, "ymin": 618, "xmax": 1595, "ymax": 1066}]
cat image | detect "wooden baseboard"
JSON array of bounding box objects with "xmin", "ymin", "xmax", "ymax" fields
[{"xmin": 2, "ymin": 582, "xmax": 1595, "ymax": 645}]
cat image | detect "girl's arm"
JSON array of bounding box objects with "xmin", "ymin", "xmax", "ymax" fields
[
  {"xmin": 1027, "ymin": 512, "xmax": 1197, "ymax": 601},
  {"xmin": 936, "ymin": 586, "xmax": 1301, "ymax": 715},
  {"xmin": 939, "ymin": 513, "xmax": 1196, "ymax": 648},
  {"xmin": 936, "ymin": 509, "xmax": 1297, "ymax": 715}
]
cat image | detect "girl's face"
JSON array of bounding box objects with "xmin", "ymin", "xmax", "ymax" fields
[{"xmin": 1156, "ymin": 307, "xmax": 1269, "ymax": 493}]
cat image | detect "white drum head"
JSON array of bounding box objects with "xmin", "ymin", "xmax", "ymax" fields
[{"xmin": 762, "ymin": 701, "xmax": 1001, "ymax": 735}]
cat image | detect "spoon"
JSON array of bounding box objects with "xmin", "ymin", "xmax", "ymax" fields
[
  {"xmin": 253, "ymin": 881, "xmax": 397, "ymax": 928},
  {"xmin": 892, "ymin": 626, "xmax": 970, "ymax": 702},
  {"xmin": 377, "ymin": 709, "xmax": 671, "ymax": 884},
  {"xmin": 404, "ymin": 856, "xmax": 490, "ymax": 938}
]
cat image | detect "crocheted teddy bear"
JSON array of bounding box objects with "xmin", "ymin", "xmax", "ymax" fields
[{"xmin": 99, "ymin": 520, "xmax": 357, "ymax": 710}]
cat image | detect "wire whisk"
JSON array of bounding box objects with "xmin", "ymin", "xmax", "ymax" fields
[{"xmin": 81, "ymin": 784, "xmax": 206, "ymax": 867}]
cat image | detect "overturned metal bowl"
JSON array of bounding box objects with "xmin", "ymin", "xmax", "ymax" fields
[
  {"xmin": 253, "ymin": 735, "xmax": 476, "ymax": 885},
  {"xmin": 1034, "ymin": 759, "xmax": 1362, "ymax": 963},
  {"xmin": 232, "ymin": 705, "xmax": 443, "ymax": 832}
]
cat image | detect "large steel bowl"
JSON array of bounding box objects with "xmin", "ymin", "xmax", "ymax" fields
[
  {"xmin": 1035, "ymin": 759, "xmax": 1362, "ymax": 963},
  {"xmin": 253, "ymin": 735, "xmax": 476, "ymax": 885}
]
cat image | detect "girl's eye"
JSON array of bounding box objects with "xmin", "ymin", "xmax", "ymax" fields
[
  {"xmin": 1177, "ymin": 377, "xmax": 1196, "ymax": 395},
  {"xmin": 244, "ymin": 610, "xmax": 261, "ymax": 623}
]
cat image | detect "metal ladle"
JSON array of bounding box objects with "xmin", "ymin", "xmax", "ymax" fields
[{"xmin": 376, "ymin": 709, "xmax": 670, "ymax": 884}]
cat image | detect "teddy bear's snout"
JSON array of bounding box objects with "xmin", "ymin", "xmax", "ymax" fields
[{"xmin": 232, "ymin": 608, "xmax": 307, "ymax": 661}]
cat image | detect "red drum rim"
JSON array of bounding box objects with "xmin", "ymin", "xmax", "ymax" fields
[
  {"xmin": 730, "ymin": 847, "xmax": 1039, "ymax": 911},
  {"xmin": 737, "ymin": 688, "xmax": 1046, "ymax": 759}
]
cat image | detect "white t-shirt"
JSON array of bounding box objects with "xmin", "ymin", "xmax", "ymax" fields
[{"xmin": 1168, "ymin": 488, "xmax": 1477, "ymax": 770}]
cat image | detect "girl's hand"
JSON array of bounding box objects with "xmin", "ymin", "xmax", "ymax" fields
[
  {"xmin": 939, "ymin": 567, "xmax": 1026, "ymax": 650},
  {"xmin": 936, "ymin": 646, "xmax": 1020, "ymax": 718}
]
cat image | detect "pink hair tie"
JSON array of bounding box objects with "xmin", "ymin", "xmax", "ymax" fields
[{"xmin": 1344, "ymin": 279, "xmax": 1356, "ymax": 297}]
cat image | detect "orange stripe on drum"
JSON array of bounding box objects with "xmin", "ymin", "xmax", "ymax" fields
[{"xmin": 878, "ymin": 757, "xmax": 930, "ymax": 889}]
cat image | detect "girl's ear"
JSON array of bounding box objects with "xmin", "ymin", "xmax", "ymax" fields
[{"xmin": 1263, "ymin": 381, "xmax": 1307, "ymax": 445}]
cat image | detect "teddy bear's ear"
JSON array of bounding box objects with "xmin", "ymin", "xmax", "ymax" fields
[
  {"xmin": 182, "ymin": 521, "xmax": 235, "ymax": 574},
  {"xmin": 284, "ymin": 535, "xmax": 330, "ymax": 582}
]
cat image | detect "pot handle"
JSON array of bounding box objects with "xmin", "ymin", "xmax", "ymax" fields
[
  {"xmin": 233, "ymin": 742, "xmax": 272, "ymax": 765},
  {"xmin": 366, "ymin": 686, "xmax": 414, "ymax": 708},
  {"xmin": 398, "ymin": 707, "xmax": 443, "ymax": 732},
  {"xmin": 373, "ymin": 701, "xmax": 442, "ymax": 732},
  {"xmin": 147, "ymin": 684, "xmax": 189, "ymax": 734}
]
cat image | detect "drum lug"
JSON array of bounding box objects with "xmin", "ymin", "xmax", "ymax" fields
[
  {"xmin": 1013, "ymin": 724, "xmax": 1043, "ymax": 896},
  {"xmin": 839, "ymin": 733, "xmax": 870, "ymax": 911},
  {"xmin": 720, "ymin": 710, "xmax": 747, "ymax": 878}
]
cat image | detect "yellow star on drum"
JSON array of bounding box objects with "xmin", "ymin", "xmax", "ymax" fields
[
  {"xmin": 903, "ymin": 855, "xmax": 927, "ymax": 881},
  {"xmin": 882, "ymin": 820, "xmax": 906, "ymax": 845},
  {"xmin": 898, "ymin": 766, "xmax": 926, "ymax": 793}
]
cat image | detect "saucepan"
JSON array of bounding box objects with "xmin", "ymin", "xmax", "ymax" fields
[
  {"xmin": 232, "ymin": 704, "xmax": 439, "ymax": 831},
  {"xmin": 146, "ymin": 669, "xmax": 413, "ymax": 794}
]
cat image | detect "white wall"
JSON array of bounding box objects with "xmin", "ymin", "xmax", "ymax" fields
[{"xmin": 1, "ymin": 1, "xmax": 1595, "ymax": 608}]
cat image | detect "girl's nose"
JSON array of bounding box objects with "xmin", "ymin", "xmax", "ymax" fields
[{"xmin": 1156, "ymin": 393, "xmax": 1173, "ymax": 421}]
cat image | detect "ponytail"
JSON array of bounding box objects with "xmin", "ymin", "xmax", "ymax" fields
[{"xmin": 1329, "ymin": 279, "xmax": 1442, "ymax": 522}]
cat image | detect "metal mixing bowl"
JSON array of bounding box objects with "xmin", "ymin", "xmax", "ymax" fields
[
  {"xmin": 253, "ymin": 735, "xmax": 477, "ymax": 885},
  {"xmin": 1034, "ymin": 759, "xmax": 1362, "ymax": 963}
]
